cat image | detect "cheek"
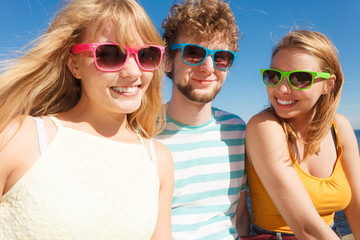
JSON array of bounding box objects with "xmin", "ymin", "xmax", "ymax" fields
[
  {"xmin": 307, "ymin": 83, "xmax": 327, "ymax": 100},
  {"xmin": 266, "ymin": 86, "xmax": 274, "ymax": 97},
  {"xmin": 142, "ymin": 72, "xmax": 154, "ymax": 89},
  {"xmin": 172, "ymin": 64, "xmax": 190, "ymax": 83},
  {"xmin": 77, "ymin": 58, "xmax": 99, "ymax": 78},
  {"xmin": 216, "ymin": 70, "xmax": 227, "ymax": 83}
]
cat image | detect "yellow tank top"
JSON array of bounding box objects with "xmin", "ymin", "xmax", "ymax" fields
[{"xmin": 247, "ymin": 122, "xmax": 351, "ymax": 234}]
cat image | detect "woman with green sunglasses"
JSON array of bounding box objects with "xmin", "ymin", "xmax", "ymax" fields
[{"xmin": 243, "ymin": 30, "xmax": 360, "ymax": 239}]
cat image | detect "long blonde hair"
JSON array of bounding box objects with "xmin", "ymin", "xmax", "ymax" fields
[
  {"xmin": 270, "ymin": 29, "xmax": 343, "ymax": 160},
  {"xmin": 0, "ymin": 0, "xmax": 165, "ymax": 139}
]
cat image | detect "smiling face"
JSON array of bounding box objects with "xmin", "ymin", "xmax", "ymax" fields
[
  {"xmin": 167, "ymin": 35, "xmax": 229, "ymax": 104},
  {"xmin": 267, "ymin": 48, "xmax": 333, "ymax": 126},
  {"xmin": 67, "ymin": 21, "xmax": 153, "ymax": 117}
]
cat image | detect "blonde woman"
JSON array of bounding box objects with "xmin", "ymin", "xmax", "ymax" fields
[
  {"xmin": 0, "ymin": 0, "xmax": 173, "ymax": 239},
  {"xmin": 245, "ymin": 30, "xmax": 360, "ymax": 239}
]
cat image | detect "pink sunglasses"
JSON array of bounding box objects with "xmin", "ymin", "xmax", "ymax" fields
[{"xmin": 71, "ymin": 43, "xmax": 165, "ymax": 72}]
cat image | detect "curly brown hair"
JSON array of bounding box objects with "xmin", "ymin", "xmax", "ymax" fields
[{"xmin": 161, "ymin": 0, "xmax": 239, "ymax": 78}]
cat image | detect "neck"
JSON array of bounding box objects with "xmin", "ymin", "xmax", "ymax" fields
[
  {"xmin": 166, "ymin": 94, "xmax": 213, "ymax": 126},
  {"xmin": 287, "ymin": 110, "xmax": 316, "ymax": 137},
  {"xmin": 57, "ymin": 100, "xmax": 133, "ymax": 141}
]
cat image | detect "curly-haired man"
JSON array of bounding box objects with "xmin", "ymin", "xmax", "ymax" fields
[{"xmin": 155, "ymin": 0, "xmax": 250, "ymax": 239}]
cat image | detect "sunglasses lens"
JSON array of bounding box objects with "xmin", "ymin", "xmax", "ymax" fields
[
  {"xmin": 263, "ymin": 70, "xmax": 282, "ymax": 86},
  {"xmin": 214, "ymin": 51, "xmax": 234, "ymax": 70},
  {"xmin": 96, "ymin": 45, "xmax": 126, "ymax": 70},
  {"xmin": 183, "ymin": 45, "xmax": 207, "ymax": 64},
  {"xmin": 138, "ymin": 46, "xmax": 162, "ymax": 70},
  {"xmin": 289, "ymin": 72, "xmax": 313, "ymax": 89}
]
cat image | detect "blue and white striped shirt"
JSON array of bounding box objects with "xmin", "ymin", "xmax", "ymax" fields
[{"xmin": 155, "ymin": 107, "xmax": 247, "ymax": 240}]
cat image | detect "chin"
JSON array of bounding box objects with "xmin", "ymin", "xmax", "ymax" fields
[{"xmin": 116, "ymin": 103, "xmax": 142, "ymax": 115}]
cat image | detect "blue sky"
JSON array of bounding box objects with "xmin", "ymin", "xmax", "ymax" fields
[{"xmin": 1, "ymin": 0, "xmax": 359, "ymax": 129}]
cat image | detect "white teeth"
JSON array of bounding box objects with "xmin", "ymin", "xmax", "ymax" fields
[
  {"xmin": 111, "ymin": 86, "xmax": 137, "ymax": 93},
  {"xmin": 277, "ymin": 99, "xmax": 295, "ymax": 105}
]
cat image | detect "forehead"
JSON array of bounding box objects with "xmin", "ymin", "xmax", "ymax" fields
[
  {"xmin": 82, "ymin": 21, "xmax": 144, "ymax": 46},
  {"xmin": 271, "ymin": 48, "xmax": 321, "ymax": 71},
  {"xmin": 176, "ymin": 34, "xmax": 230, "ymax": 50}
]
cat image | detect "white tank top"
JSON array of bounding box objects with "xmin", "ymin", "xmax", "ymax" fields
[{"xmin": 0, "ymin": 116, "xmax": 159, "ymax": 240}]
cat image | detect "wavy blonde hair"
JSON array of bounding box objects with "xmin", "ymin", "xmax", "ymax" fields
[
  {"xmin": 270, "ymin": 29, "xmax": 343, "ymax": 160},
  {"xmin": 0, "ymin": 0, "xmax": 165, "ymax": 139},
  {"xmin": 161, "ymin": 0, "xmax": 240, "ymax": 79}
]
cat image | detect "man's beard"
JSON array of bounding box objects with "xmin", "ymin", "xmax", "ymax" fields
[{"xmin": 174, "ymin": 82, "xmax": 222, "ymax": 104}]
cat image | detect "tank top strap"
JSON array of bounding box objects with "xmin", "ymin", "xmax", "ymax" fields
[
  {"xmin": 331, "ymin": 120, "xmax": 343, "ymax": 159},
  {"xmin": 288, "ymin": 147, "xmax": 297, "ymax": 164},
  {"xmin": 289, "ymin": 121, "xmax": 341, "ymax": 164},
  {"xmin": 49, "ymin": 115, "xmax": 63, "ymax": 129},
  {"xmin": 332, "ymin": 121, "xmax": 340, "ymax": 148},
  {"xmin": 138, "ymin": 135, "xmax": 157, "ymax": 169},
  {"xmin": 148, "ymin": 138, "xmax": 157, "ymax": 169},
  {"xmin": 34, "ymin": 117, "xmax": 47, "ymax": 154}
]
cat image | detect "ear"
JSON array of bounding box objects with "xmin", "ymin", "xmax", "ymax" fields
[
  {"xmin": 164, "ymin": 54, "xmax": 173, "ymax": 73},
  {"xmin": 67, "ymin": 53, "xmax": 81, "ymax": 79},
  {"xmin": 323, "ymin": 74, "xmax": 336, "ymax": 94}
]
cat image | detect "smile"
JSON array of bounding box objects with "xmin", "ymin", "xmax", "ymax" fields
[
  {"xmin": 277, "ymin": 98, "xmax": 296, "ymax": 105},
  {"xmin": 111, "ymin": 86, "xmax": 138, "ymax": 93}
]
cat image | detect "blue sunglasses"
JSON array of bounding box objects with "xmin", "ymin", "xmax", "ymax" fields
[{"xmin": 170, "ymin": 43, "xmax": 238, "ymax": 70}]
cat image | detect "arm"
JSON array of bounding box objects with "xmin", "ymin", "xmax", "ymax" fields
[
  {"xmin": 335, "ymin": 114, "xmax": 360, "ymax": 239},
  {"xmin": 150, "ymin": 140, "xmax": 174, "ymax": 240},
  {"xmin": 0, "ymin": 116, "xmax": 43, "ymax": 199},
  {"xmin": 246, "ymin": 111, "xmax": 339, "ymax": 240},
  {"xmin": 236, "ymin": 190, "xmax": 250, "ymax": 236},
  {"xmin": 0, "ymin": 120, "xmax": 19, "ymax": 199}
]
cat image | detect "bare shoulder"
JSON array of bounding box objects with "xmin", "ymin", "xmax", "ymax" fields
[
  {"xmin": 0, "ymin": 115, "xmax": 37, "ymax": 158},
  {"xmin": 151, "ymin": 139, "xmax": 174, "ymax": 184},
  {"xmin": 1, "ymin": 115, "xmax": 56, "ymax": 150},
  {"xmin": 0, "ymin": 116, "xmax": 36, "ymax": 196},
  {"xmin": 334, "ymin": 113, "xmax": 354, "ymax": 133},
  {"xmin": 0, "ymin": 115, "xmax": 56, "ymax": 197},
  {"xmin": 334, "ymin": 113, "xmax": 357, "ymax": 147},
  {"xmin": 152, "ymin": 140, "xmax": 173, "ymax": 167},
  {"xmin": 246, "ymin": 110, "xmax": 288, "ymax": 165},
  {"xmin": 334, "ymin": 113, "xmax": 359, "ymax": 162},
  {"xmin": 246, "ymin": 109, "xmax": 284, "ymax": 139}
]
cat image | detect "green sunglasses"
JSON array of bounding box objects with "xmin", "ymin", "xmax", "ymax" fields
[{"xmin": 261, "ymin": 69, "xmax": 331, "ymax": 90}]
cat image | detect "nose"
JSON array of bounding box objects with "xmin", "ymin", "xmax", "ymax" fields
[
  {"xmin": 198, "ymin": 55, "xmax": 215, "ymax": 73},
  {"xmin": 119, "ymin": 55, "xmax": 142, "ymax": 79},
  {"xmin": 276, "ymin": 76, "xmax": 292, "ymax": 93}
]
